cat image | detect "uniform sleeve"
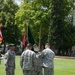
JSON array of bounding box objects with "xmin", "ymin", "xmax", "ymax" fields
[
  {"xmin": 4, "ymin": 52, "xmax": 9, "ymax": 67},
  {"xmin": 20, "ymin": 52, "xmax": 24, "ymax": 68},
  {"xmin": 39, "ymin": 50, "xmax": 45, "ymax": 59},
  {"xmin": 32, "ymin": 53, "xmax": 37, "ymax": 71}
]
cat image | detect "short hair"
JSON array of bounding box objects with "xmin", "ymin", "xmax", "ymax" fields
[
  {"xmin": 45, "ymin": 43, "xmax": 50, "ymax": 46},
  {"xmin": 27, "ymin": 43, "xmax": 32, "ymax": 48}
]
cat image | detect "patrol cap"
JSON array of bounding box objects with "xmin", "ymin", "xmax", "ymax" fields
[{"xmin": 9, "ymin": 44, "xmax": 15, "ymax": 47}]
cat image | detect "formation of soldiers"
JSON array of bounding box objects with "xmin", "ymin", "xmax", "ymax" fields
[{"xmin": 4, "ymin": 43, "xmax": 55, "ymax": 75}]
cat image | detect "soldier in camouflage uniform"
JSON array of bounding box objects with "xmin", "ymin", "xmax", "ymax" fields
[
  {"xmin": 33, "ymin": 44, "xmax": 42, "ymax": 75},
  {"xmin": 39, "ymin": 43, "xmax": 55, "ymax": 75},
  {"xmin": 4, "ymin": 44, "xmax": 15, "ymax": 75},
  {"xmin": 20, "ymin": 43, "xmax": 36, "ymax": 75}
]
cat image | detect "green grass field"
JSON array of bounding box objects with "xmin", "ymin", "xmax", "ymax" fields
[{"xmin": 0, "ymin": 56, "xmax": 75, "ymax": 75}]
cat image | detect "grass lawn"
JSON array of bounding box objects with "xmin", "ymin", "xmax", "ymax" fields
[{"xmin": 0, "ymin": 56, "xmax": 75, "ymax": 75}]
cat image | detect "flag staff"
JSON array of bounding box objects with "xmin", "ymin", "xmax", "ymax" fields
[
  {"xmin": 26, "ymin": 20, "xmax": 29, "ymax": 44},
  {"xmin": 39, "ymin": 25, "xmax": 42, "ymax": 49}
]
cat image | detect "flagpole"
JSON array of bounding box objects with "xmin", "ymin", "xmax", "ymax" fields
[
  {"xmin": 39, "ymin": 25, "xmax": 42, "ymax": 49},
  {"xmin": 26, "ymin": 20, "xmax": 29, "ymax": 44}
]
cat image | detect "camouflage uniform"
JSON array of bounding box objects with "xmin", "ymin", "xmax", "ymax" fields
[
  {"xmin": 35, "ymin": 53, "xmax": 42, "ymax": 75},
  {"xmin": 33, "ymin": 45, "xmax": 42, "ymax": 75},
  {"xmin": 39, "ymin": 48, "xmax": 55, "ymax": 75},
  {"xmin": 20, "ymin": 49, "xmax": 36, "ymax": 75},
  {"xmin": 4, "ymin": 50, "xmax": 15, "ymax": 75}
]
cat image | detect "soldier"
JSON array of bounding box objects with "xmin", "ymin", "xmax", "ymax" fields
[
  {"xmin": 33, "ymin": 44, "xmax": 42, "ymax": 75},
  {"xmin": 20, "ymin": 43, "xmax": 36, "ymax": 75},
  {"xmin": 4, "ymin": 44, "xmax": 15, "ymax": 75},
  {"xmin": 39, "ymin": 43, "xmax": 55, "ymax": 75},
  {"xmin": 33, "ymin": 44, "xmax": 39, "ymax": 53}
]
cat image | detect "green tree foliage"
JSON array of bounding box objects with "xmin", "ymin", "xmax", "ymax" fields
[
  {"xmin": 15, "ymin": 0, "xmax": 52, "ymax": 46},
  {"xmin": 0, "ymin": 0, "xmax": 21, "ymax": 45},
  {"xmin": 15, "ymin": 0, "xmax": 74, "ymax": 55},
  {"xmin": 50, "ymin": 0, "xmax": 74, "ymax": 55}
]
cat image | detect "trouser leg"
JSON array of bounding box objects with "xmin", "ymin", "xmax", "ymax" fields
[
  {"xmin": 49, "ymin": 68, "xmax": 54, "ymax": 75},
  {"xmin": 39, "ymin": 67, "xmax": 42, "ymax": 75},
  {"xmin": 35, "ymin": 66, "xmax": 42, "ymax": 75},
  {"xmin": 44, "ymin": 68, "xmax": 48, "ymax": 75},
  {"xmin": 23, "ymin": 70, "xmax": 34, "ymax": 75},
  {"xmin": 44, "ymin": 68, "xmax": 54, "ymax": 75},
  {"xmin": 6, "ymin": 67, "xmax": 15, "ymax": 75}
]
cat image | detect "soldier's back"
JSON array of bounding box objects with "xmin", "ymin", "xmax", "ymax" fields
[
  {"xmin": 41, "ymin": 48, "xmax": 55, "ymax": 68},
  {"xmin": 22, "ymin": 49, "xmax": 35, "ymax": 70}
]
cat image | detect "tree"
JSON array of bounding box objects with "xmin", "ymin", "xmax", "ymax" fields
[
  {"xmin": 15, "ymin": 0, "xmax": 52, "ymax": 48},
  {"xmin": 0, "ymin": 0, "xmax": 21, "ymax": 52},
  {"xmin": 16, "ymin": 0, "xmax": 74, "ymax": 55},
  {"xmin": 50, "ymin": 0, "xmax": 73, "ymax": 55}
]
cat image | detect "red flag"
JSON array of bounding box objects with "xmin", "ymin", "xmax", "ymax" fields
[
  {"xmin": 0, "ymin": 28, "xmax": 2, "ymax": 44},
  {"xmin": 22, "ymin": 32, "xmax": 26, "ymax": 47}
]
